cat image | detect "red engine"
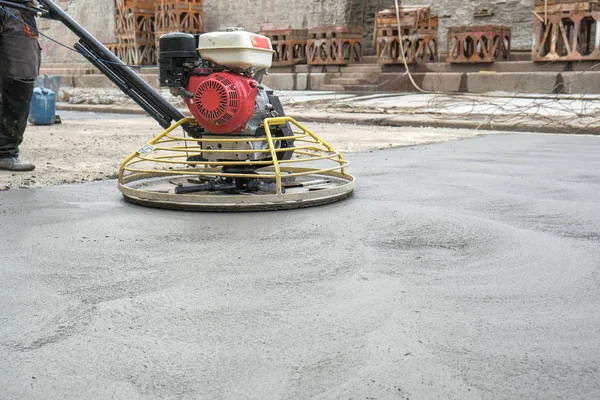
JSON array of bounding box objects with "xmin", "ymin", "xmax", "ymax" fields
[{"xmin": 185, "ymin": 72, "xmax": 259, "ymax": 134}]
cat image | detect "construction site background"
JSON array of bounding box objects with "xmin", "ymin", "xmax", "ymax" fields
[
  {"xmin": 35, "ymin": 1, "xmax": 600, "ymax": 110},
  {"xmin": 38, "ymin": 0, "xmax": 534, "ymax": 63}
]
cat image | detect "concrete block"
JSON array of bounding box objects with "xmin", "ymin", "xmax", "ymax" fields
[
  {"xmin": 340, "ymin": 65, "xmax": 381, "ymax": 73},
  {"xmin": 294, "ymin": 65, "xmax": 310, "ymax": 73},
  {"xmin": 71, "ymin": 73, "xmax": 159, "ymax": 90},
  {"xmin": 308, "ymin": 66, "xmax": 342, "ymax": 73},
  {"xmin": 262, "ymin": 73, "xmax": 308, "ymax": 90},
  {"xmin": 321, "ymin": 84, "xmax": 346, "ymax": 91},
  {"xmin": 466, "ymin": 72, "xmax": 560, "ymax": 94},
  {"xmin": 269, "ymin": 66, "xmax": 294, "ymax": 74},
  {"xmin": 262, "ymin": 74, "xmax": 288, "ymax": 90},
  {"xmin": 358, "ymin": 56, "xmax": 379, "ymax": 64},
  {"xmin": 342, "ymin": 84, "xmax": 378, "ymax": 93},
  {"xmin": 40, "ymin": 67, "xmax": 98, "ymax": 75},
  {"xmin": 330, "ymin": 77, "xmax": 374, "ymax": 86},
  {"xmin": 422, "ymin": 73, "xmax": 463, "ymax": 92},
  {"xmin": 377, "ymin": 73, "xmax": 416, "ymax": 92},
  {"xmin": 307, "ymin": 73, "xmax": 337, "ymax": 90},
  {"xmin": 73, "ymin": 75, "xmax": 116, "ymax": 88},
  {"xmin": 562, "ymin": 71, "xmax": 600, "ymax": 94},
  {"xmin": 341, "ymin": 72, "xmax": 379, "ymax": 79},
  {"xmin": 295, "ymin": 73, "xmax": 308, "ymax": 90},
  {"xmin": 492, "ymin": 61, "xmax": 564, "ymax": 73},
  {"xmin": 378, "ymin": 72, "xmax": 463, "ymax": 93},
  {"xmin": 322, "ymin": 66, "xmax": 342, "ymax": 73}
]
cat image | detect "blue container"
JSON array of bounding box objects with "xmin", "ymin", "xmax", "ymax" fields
[{"xmin": 29, "ymin": 87, "xmax": 56, "ymax": 125}]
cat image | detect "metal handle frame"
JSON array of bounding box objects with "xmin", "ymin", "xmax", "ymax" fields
[{"xmin": 0, "ymin": 0, "xmax": 189, "ymax": 131}]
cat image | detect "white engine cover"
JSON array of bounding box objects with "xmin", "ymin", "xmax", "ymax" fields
[{"xmin": 197, "ymin": 30, "xmax": 274, "ymax": 70}]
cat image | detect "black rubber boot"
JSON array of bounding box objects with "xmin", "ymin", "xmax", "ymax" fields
[{"xmin": 0, "ymin": 79, "xmax": 35, "ymax": 158}]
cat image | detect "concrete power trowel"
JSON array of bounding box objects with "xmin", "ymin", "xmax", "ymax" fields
[{"xmin": 1, "ymin": 0, "xmax": 354, "ymax": 211}]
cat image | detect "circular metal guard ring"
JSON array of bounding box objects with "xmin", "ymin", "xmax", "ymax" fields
[{"xmin": 118, "ymin": 117, "xmax": 355, "ymax": 212}]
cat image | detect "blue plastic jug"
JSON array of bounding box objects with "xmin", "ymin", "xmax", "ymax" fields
[{"xmin": 29, "ymin": 87, "xmax": 56, "ymax": 125}]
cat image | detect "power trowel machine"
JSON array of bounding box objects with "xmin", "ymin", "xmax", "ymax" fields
[{"xmin": 0, "ymin": 0, "xmax": 354, "ymax": 211}]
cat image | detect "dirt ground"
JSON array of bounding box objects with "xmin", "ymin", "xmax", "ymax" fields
[{"xmin": 0, "ymin": 114, "xmax": 491, "ymax": 190}]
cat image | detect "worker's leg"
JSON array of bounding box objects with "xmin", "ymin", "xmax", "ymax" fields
[{"xmin": 0, "ymin": 7, "xmax": 40, "ymax": 159}]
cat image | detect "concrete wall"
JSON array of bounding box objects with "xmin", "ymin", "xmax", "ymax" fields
[
  {"xmin": 348, "ymin": 0, "xmax": 379, "ymax": 55},
  {"xmin": 39, "ymin": 0, "xmax": 534, "ymax": 64},
  {"xmin": 202, "ymin": 0, "xmax": 351, "ymax": 32},
  {"xmin": 38, "ymin": 0, "xmax": 115, "ymax": 64},
  {"xmin": 397, "ymin": 0, "xmax": 533, "ymax": 51},
  {"xmin": 347, "ymin": 1, "xmax": 533, "ymax": 54},
  {"xmin": 40, "ymin": 0, "xmax": 351, "ymax": 63}
]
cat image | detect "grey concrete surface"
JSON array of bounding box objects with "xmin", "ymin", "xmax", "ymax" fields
[{"xmin": 1, "ymin": 133, "xmax": 600, "ymax": 399}]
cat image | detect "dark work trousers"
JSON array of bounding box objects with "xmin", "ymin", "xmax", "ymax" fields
[{"xmin": 0, "ymin": 7, "xmax": 40, "ymax": 158}]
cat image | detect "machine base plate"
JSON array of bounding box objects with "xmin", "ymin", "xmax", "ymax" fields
[{"xmin": 119, "ymin": 169, "xmax": 355, "ymax": 212}]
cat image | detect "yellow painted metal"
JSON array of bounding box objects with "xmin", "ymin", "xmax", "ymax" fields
[{"xmin": 118, "ymin": 116, "xmax": 354, "ymax": 210}]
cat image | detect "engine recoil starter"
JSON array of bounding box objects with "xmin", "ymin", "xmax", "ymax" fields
[{"xmin": 186, "ymin": 72, "xmax": 258, "ymax": 134}]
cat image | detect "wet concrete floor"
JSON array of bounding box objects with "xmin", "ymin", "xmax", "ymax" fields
[{"xmin": 1, "ymin": 133, "xmax": 599, "ymax": 399}]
